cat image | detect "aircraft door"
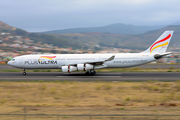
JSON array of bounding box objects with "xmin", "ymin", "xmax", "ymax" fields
[
  {"xmin": 138, "ymin": 54, "xmax": 142, "ymax": 60},
  {"xmin": 19, "ymin": 57, "xmax": 24, "ymax": 67},
  {"xmin": 139, "ymin": 54, "xmax": 148, "ymax": 64}
]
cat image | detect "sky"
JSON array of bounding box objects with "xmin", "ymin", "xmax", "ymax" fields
[{"xmin": 0, "ymin": 0, "xmax": 180, "ymax": 32}]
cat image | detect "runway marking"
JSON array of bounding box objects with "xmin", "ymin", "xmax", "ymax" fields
[{"xmin": 56, "ymin": 76, "xmax": 121, "ymax": 78}]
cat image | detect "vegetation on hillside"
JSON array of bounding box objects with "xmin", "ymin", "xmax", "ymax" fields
[
  {"xmin": 1, "ymin": 21, "xmax": 179, "ymax": 50},
  {"xmin": 1, "ymin": 27, "xmax": 83, "ymax": 49},
  {"xmin": 52, "ymin": 25, "xmax": 179, "ymax": 50}
]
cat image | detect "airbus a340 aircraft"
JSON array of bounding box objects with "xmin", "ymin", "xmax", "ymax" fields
[{"xmin": 8, "ymin": 31, "xmax": 174, "ymax": 75}]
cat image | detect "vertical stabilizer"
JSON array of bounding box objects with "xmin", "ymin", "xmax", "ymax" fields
[{"xmin": 142, "ymin": 31, "xmax": 174, "ymax": 54}]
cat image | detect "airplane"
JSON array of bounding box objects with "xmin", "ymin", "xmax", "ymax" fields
[{"xmin": 7, "ymin": 31, "xmax": 174, "ymax": 75}]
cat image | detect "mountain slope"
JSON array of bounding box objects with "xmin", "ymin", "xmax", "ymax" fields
[
  {"xmin": 0, "ymin": 21, "xmax": 82, "ymax": 49},
  {"xmin": 1, "ymin": 21, "xmax": 179, "ymax": 51},
  {"xmin": 0, "ymin": 21, "xmax": 16, "ymax": 31},
  {"xmin": 43, "ymin": 23, "xmax": 165, "ymax": 35},
  {"xmin": 52, "ymin": 25, "xmax": 179, "ymax": 50}
]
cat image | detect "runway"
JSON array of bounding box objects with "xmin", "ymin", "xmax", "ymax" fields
[
  {"xmin": 1, "ymin": 64, "xmax": 180, "ymax": 70},
  {"xmin": 0, "ymin": 72, "xmax": 180, "ymax": 82}
]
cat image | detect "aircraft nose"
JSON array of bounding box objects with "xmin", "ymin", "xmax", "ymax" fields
[
  {"xmin": 7, "ymin": 61, "xmax": 10, "ymax": 65},
  {"xmin": 7, "ymin": 61, "xmax": 12, "ymax": 65}
]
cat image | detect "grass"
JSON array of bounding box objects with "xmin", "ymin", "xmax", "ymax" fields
[
  {"xmin": 1, "ymin": 81, "xmax": 180, "ymax": 116},
  {"xmin": 1, "ymin": 82, "xmax": 180, "ymax": 119}
]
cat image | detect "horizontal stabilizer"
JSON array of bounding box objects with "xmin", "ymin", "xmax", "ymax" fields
[{"xmin": 154, "ymin": 52, "xmax": 172, "ymax": 59}]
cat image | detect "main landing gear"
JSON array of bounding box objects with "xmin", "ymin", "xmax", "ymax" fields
[
  {"xmin": 85, "ymin": 70, "xmax": 96, "ymax": 76},
  {"xmin": 23, "ymin": 69, "xmax": 26, "ymax": 75}
]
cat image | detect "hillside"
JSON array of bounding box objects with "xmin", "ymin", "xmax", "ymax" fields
[
  {"xmin": 0, "ymin": 21, "xmax": 179, "ymax": 51},
  {"xmin": 43, "ymin": 23, "xmax": 165, "ymax": 35},
  {"xmin": 52, "ymin": 25, "xmax": 180, "ymax": 50},
  {"xmin": 0, "ymin": 21, "xmax": 16, "ymax": 31},
  {"xmin": 0, "ymin": 21, "xmax": 82, "ymax": 49}
]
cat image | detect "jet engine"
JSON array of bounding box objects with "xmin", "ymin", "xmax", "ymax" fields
[
  {"xmin": 77, "ymin": 63, "xmax": 94, "ymax": 71},
  {"xmin": 77, "ymin": 64, "xmax": 85, "ymax": 71},
  {"xmin": 61, "ymin": 66, "xmax": 77, "ymax": 73}
]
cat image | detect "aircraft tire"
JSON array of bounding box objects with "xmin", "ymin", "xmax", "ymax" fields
[
  {"xmin": 90, "ymin": 70, "xmax": 96, "ymax": 76},
  {"xmin": 85, "ymin": 70, "xmax": 96, "ymax": 76},
  {"xmin": 94, "ymin": 71, "xmax": 96, "ymax": 75},
  {"xmin": 23, "ymin": 72, "xmax": 26, "ymax": 75},
  {"xmin": 85, "ymin": 71, "xmax": 90, "ymax": 75}
]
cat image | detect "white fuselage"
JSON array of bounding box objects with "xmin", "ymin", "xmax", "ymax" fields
[
  {"xmin": 8, "ymin": 53, "xmax": 156, "ymax": 69},
  {"xmin": 7, "ymin": 31, "xmax": 174, "ymax": 75}
]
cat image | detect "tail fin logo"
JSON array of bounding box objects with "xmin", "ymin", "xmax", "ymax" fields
[{"xmin": 150, "ymin": 34, "xmax": 171, "ymax": 54}]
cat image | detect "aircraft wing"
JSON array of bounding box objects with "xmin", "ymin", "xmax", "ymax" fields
[{"xmin": 64, "ymin": 55, "xmax": 115, "ymax": 66}]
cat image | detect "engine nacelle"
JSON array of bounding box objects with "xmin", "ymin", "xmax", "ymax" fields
[
  {"xmin": 85, "ymin": 64, "xmax": 94, "ymax": 70},
  {"xmin": 77, "ymin": 64, "xmax": 85, "ymax": 71},
  {"xmin": 61, "ymin": 66, "xmax": 77, "ymax": 73},
  {"xmin": 77, "ymin": 63, "xmax": 94, "ymax": 71}
]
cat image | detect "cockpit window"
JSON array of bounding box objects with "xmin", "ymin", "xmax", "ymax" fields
[{"xmin": 12, "ymin": 59, "xmax": 15, "ymax": 61}]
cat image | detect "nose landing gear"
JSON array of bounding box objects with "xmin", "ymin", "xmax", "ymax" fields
[{"xmin": 23, "ymin": 69, "xmax": 26, "ymax": 75}]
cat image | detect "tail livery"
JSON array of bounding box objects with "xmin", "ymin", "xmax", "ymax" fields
[{"xmin": 143, "ymin": 31, "xmax": 174, "ymax": 54}]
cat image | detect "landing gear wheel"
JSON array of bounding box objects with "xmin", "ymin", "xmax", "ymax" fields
[
  {"xmin": 23, "ymin": 69, "xmax": 26, "ymax": 75},
  {"xmin": 93, "ymin": 71, "xmax": 96, "ymax": 75},
  {"xmin": 85, "ymin": 70, "xmax": 96, "ymax": 76},
  {"xmin": 90, "ymin": 70, "xmax": 96, "ymax": 76},
  {"xmin": 85, "ymin": 71, "xmax": 90, "ymax": 75},
  {"xmin": 23, "ymin": 72, "xmax": 26, "ymax": 75}
]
